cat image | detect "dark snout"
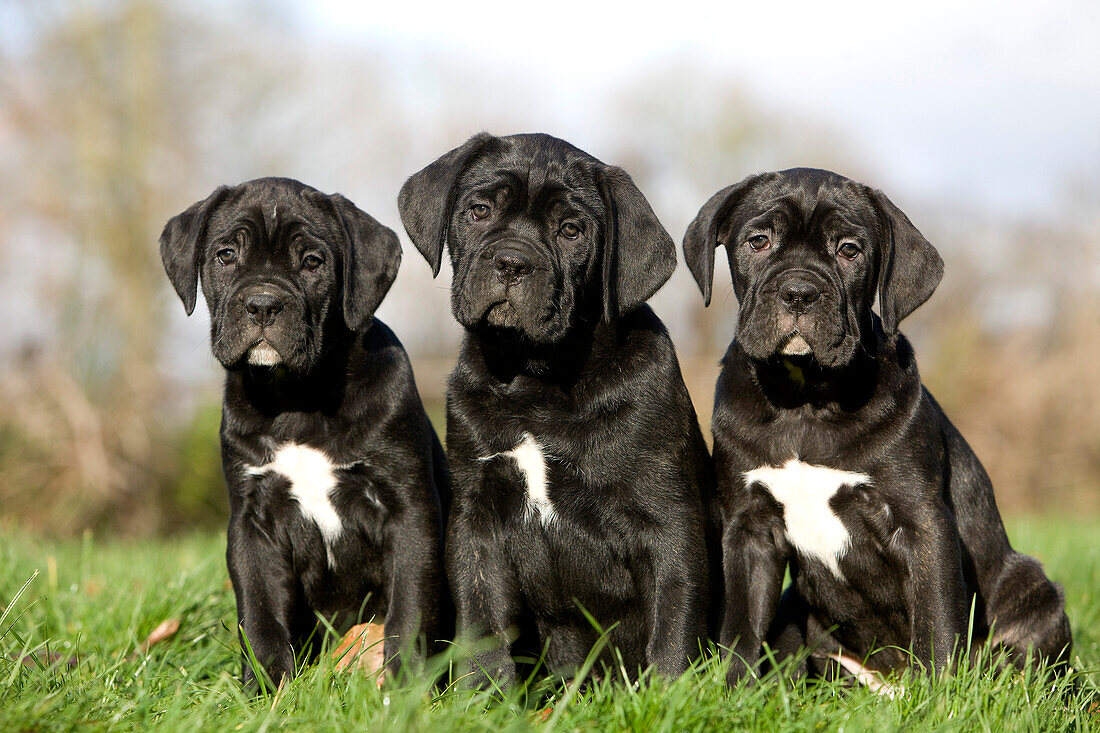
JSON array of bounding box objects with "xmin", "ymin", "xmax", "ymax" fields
[
  {"xmin": 777, "ymin": 272, "xmax": 822, "ymax": 314},
  {"xmin": 737, "ymin": 265, "xmax": 858, "ymax": 366},
  {"xmin": 453, "ymin": 235, "xmax": 564, "ymax": 339},
  {"xmin": 236, "ymin": 284, "xmax": 294, "ymax": 367},
  {"xmin": 210, "ymin": 281, "xmax": 317, "ymax": 371},
  {"xmin": 244, "ymin": 290, "xmax": 285, "ymax": 328},
  {"xmin": 492, "ymin": 247, "xmax": 534, "ymax": 286}
]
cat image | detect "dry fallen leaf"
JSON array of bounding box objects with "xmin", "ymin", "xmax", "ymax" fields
[
  {"xmin": 128, "ymin": 618, "xmax": 180, "ymax": 660},
  {"xmin": 331, "ymin": 622, "xmax": 386, "ymax": 686}
]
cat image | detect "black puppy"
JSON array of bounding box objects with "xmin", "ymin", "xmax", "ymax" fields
[
  {"xmin": 160, "ymin": 177, "xmax": 449, "ymax": 689},
  {"xmin": 683, "ymin": 169, "xmax": 1071, "ymax": 687},
  {"xmin": 398, "ymin": 133, "xmax": 716, "ymax": 687}
]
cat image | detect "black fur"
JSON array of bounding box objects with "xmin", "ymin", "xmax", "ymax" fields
[
  {"xmin": 399, "ymin": 133, "xmax": 716, "ymax": 687},
  {"xmin": 160, "ymin": 177, "xmax": 449, "ymax": 688},
  {"xmin": 683, "ymin": 168, "xmax": 1071, "ymax": 685}
]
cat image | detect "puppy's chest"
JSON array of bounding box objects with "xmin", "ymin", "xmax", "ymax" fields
[
  {"xmin": 481, "ymin": 432, "xmax": 597, "ymax": 526},
  {"xmin": 243, "ymin": 441, "xmax": 378, "ymax": 567},
  {"xmin": 744, "ymin": 459, "xmax": 881, "ymax": 579}
]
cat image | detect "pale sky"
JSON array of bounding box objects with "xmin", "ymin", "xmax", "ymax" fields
[
  {"xmin": 306, "ymin": 0, "xmax": 1100, "ymax": 216},
  {"xmin": 2, "ymin": 0, "xmax": 1096, "ymax": 372}
]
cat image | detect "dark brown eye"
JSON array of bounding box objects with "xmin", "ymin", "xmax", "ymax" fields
[
  {"xmin": 216, "ymin": 248, "xmax": 237, "ymax": 265},
  {"xmin": 302, "ymin": 253, "xmax": 323, "ymax": 271},
  {"xmin": 559, "ymin": 222, "xmax": 581, "ymax": 239},
  {"xmin": 837, "ymin": 241, "xmax": 861, "ymax": 260},
  {"xmin": 747, "ymin": 234, "xmax": 771, "ymax": 252},
  {"xmin": 471, "ymin": 204, "xmax": 491, "ymax": 221}
]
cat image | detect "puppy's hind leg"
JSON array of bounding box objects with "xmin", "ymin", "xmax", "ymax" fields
[
  {"xmin": 938, "ymin": 418, "xmax": 1071, "ymax": 672},
  {"xmin": 985, "ymin": 552, "xmax": 1072, "ymax": 671}
]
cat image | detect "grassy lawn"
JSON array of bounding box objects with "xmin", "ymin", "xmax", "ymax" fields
[{"xmin": 1, "ymin": 516, "xmax": 1097, "ymax": 731}]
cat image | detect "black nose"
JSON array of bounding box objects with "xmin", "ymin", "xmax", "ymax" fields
[
  {"xmin": 244, "ymin": 292, "xmax": 284, "ymax": 327},
  {"xmin": 778, "ymin": 276, "xmax": 822, "ymax": 313},
  {"xmin": 492, "ymin": 248, "xmax": 534, "ymax": 285}
]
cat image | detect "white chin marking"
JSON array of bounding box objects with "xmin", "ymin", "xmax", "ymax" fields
[
  {"xmin": 743, "ymin": 459, "xmax": 871, "ymax": 579},
  {"xmin": 248, "ymin": 342, "xmax": 282, "ymax": 366},
  {"xmin": 246, "ymin": 443, "xmax": 347, "ymax": 568},
  {"xmin": 780, "ymin": 334, "xmax": 812, "ymax": 356},
  {"xmin": 483, "ymin": 433, "xmax": 554, "ymax": 523}
]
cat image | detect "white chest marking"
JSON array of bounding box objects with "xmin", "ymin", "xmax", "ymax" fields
[
  {"xmin": 743, "ymin": 459, "xmax": 871, "ymax": 578},
  {"xmin": 246, "ymin": 443, "xmax": 350, "ymax": 568},
  {"xmin": 485, "ymin": 433, "xmax": 554, "ymax": 523}
]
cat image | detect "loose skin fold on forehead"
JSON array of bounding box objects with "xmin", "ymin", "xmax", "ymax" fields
[
  {"xmin": 398, "ymin": 132, "xmax": 677, "ymax": 324},
  {"xmin": 159, "ymin": 178, "xmax": 402, "ymax": 335},
  {"xmin": 683, "ymin": 169, "xmax": 943, "ymax": 332}
]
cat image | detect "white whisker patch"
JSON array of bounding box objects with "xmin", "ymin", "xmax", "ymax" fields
[
  {"xmin": 246, "ymin": 443, "xmax": 357, "ymax": 568},
  {"xmin": 744, "ymin": 459, "xmax": 870, "ymax": 579},
  {"xmin": 483, "ymin": 433, "xmax": 554, "ymax": 523}
]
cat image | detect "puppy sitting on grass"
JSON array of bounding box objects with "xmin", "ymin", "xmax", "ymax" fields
[
  {"xmin": 399, "ymin": 134, "xmax": 716, "ymax": 689},
  {"xmin": 683, "ymin": 168, "xmax": 1072, "ymax": 689},
  {"xmin": 160, "ymin": 178, "xmax": 449, "ymax": 690}
]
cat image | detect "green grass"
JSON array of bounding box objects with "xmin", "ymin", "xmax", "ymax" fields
[{"xmin": 1, "ymin": 517, "xmax": 1097, "ymax": 731}]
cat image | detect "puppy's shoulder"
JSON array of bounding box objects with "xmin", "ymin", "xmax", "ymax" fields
[
  {"xmin": 603, "ymin": 306, "xmax": 697, "ymax": 410},
  {"xmin": 358, "ymin": 318, "xmax": 406, "ymax": 358},
  {"xmin": 915, "ymin": 381, "xmax": 960, "ymax": 439},
  {"xmin": 348, "ymin": 318, "xmax": 419, "ymax": 393},
  {"xmin": 877, "ymin": 331, "xmax": 927, "ymax": 399},
  {"xmin": 616, "ymin": 304, "xmax": 677, "ymax": 362},
  {"xmin": 358, "ymin": 316, "xmax": 414, "ymax": 359}
]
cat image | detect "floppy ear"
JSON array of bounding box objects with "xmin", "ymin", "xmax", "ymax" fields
[
  {"xmin": 868, "ymin": 188, "xmax": 944, "ymax": 333},
  {"xmin": 397, "ymin": 133, "xmax": 495, "ymax": 277},
  {"xmin": 326, "ymin": 193, "xmax": 402, "ymax": 332},
  {"xmin": 681, "ymin": 175, "xmax": 763, "ymax": 306},
  {"xmin": 597, "ymin": 165, "xmax": 676, "ymax": 320},
  {"xmin": 159, "ymin": 187, "xmax": 229, "ymax": 315}
]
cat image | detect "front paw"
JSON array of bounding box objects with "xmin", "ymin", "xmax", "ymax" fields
[
  {"xmin": 725, "ymin": 649, "xmax": 759, "ymax": 688},
  {"xmin": 241, "ymin": 650, "xmax": 293, "ymax": 694},
  {"xmin": 465, "ymin": 647, "xmax": 517, "ymax": 692}
]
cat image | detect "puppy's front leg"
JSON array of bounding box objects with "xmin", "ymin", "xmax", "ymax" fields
[
  {"xmin": 227, "ymin": 516, "xmax": 297, "ymax": 690},
  {"xmin": 645, "ymin": 519, "xmax": 708, "ymax": 677},
  {"xmin": 721, "ymin": 512, "xmax": 787, "ymax": 685},
  {"xmin": 381, "ymin": 494, "xmax": 445, "ymax": 682},
  {"xmin": 903, "ymin": 500, "xmax": 967, "ymax": 674},
  {"xmin": 447, "ymin": 509, "xmax": 521, "ymax": 690}
]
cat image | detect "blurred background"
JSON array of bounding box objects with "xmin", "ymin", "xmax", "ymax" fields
[{"xmin": 0, "ymin": 0, "xmax": 1096, "ymax": 535}]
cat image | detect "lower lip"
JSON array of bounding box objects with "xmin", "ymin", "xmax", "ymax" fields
[
  {"xmin": 248, "ymin": 342, "xmax": 282, "ymax": 366},
  {"xmin": 780, "ymin": 334, "xmax": 812, "ymax": 356}
]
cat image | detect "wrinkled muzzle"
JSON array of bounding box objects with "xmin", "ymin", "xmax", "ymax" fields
[
  {"xmin": 452, "ymin": 237, "xmax": 569, "ymax": 342},
  {"xmin": 210, "ymin": 281, "xmax": 319, "ymax": 371},
  {"xmin": 737, "ymin": 268, "xmax": 860, "ymax": 368}
]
